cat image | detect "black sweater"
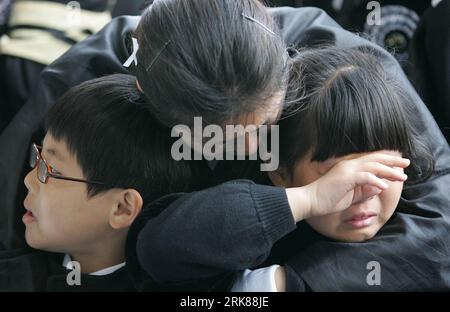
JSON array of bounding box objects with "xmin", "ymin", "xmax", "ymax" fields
[{"xmin": 1, "ymin": 7, "xmax": 450, "ymax": 291}]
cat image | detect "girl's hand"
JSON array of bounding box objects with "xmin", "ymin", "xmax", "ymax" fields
[{"xmin": 286, "ymin": 152, "xmax": 410, "ymax": 221}]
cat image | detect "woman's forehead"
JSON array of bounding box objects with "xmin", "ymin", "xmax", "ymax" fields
[{"xmin": 235, "ymin": 93, "xmax": 285, "ymax": 127}]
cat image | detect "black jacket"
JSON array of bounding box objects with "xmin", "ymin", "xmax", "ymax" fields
[{"xmin": 1, "ymin": 7, "xmax": 450, "ymax": 291}]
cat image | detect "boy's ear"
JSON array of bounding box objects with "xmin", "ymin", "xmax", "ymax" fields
[
  {"xmin": 109, "ymin": 189, "xmax": 143, "ymax": 230},
  {"xmin": 267, "ymin": 168, "xmax": 291, "ymax": 188}
]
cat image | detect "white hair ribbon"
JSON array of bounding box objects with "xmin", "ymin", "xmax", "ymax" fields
[{"xmin": 123, "ymin": 37, "xmax": 140, "ymax": 68}]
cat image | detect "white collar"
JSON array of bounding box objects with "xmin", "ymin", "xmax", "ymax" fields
[{"xmin": 62, "ymin": 254, "xmax": 126, "ymax": 276}]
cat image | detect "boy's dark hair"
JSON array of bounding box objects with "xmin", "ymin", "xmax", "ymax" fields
[
  {"xmin": 45, "ymin": 74, "xmax": 201, "ymax": 204},
  {"xmin": 134, "ymin": 0, "xmax": 289, "ymax": 128},
  {"xmin": 279, "ymin": 47, "xmax": 434, "ymax": 183}
]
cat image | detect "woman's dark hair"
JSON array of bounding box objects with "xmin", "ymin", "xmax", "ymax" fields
[
  {"xmin": 45, "ymin": 74, "xmax": 203, "ymax": 204},
  {"xmin": 278, "ymin": 46, "xmax": 434, "ymax": 183},
  {"xmin": 134, "ymin": 0, "xmax": 288, "ymax": 128}
]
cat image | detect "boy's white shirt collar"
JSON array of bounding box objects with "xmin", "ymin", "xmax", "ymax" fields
[
  {"xmin": 63, "ymin": 254, "xmax": 278, "ymax": 288},
  {"xmin": 62, "ymin": 254, "xmax": 126, "ymax": 276}
]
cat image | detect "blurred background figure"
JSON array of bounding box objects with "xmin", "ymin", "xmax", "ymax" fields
[
  {"xmin": 0, "ymin": 0, "xmax": 147, "ymax": 132},
  {"xmin": 409, "ymin": 0, "xmax": 449, "ymax": 143},
  {"xmin": 0, "ymin": 0, "xmax": 13, "ymax": 36},
  {"xmin": 271, "ymin": 1, "xmax": 429, "ymax": 66}
]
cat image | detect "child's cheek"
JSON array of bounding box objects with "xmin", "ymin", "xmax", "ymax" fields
[
  {"xmin": 38, "ymin": 186, "xmax": 68, "ymax": 227},
  {"xmin": 379, "ymin": 181, "xmax": 403, "ymax": 223},
  {"xmin": 306, "ymin": 214, "xmax": 339, "ymax": 238}
]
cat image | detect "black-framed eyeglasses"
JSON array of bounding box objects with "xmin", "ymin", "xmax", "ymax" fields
[{"xmin": 29, "ymin": 143, "xmax": 108, "ymax": 186}]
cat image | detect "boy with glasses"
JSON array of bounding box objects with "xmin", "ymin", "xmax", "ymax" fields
[{"xmin": 1, "ymin": 73, "xmax": 200, "ymax": 291}]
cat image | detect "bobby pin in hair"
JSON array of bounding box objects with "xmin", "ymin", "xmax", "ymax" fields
[
  {"xmin": 242, "ymin": 13, "xmax": 276, "ymax": 36},
  {"xmin": 146, "ymin": 40, "xmax": 172, "ymax": 72}
]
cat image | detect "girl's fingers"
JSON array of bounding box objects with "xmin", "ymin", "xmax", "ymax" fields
[
  {"xmin": 353, "ymin": 185, "xmax": 383, "ymax": 205},
  {"xmin": 356, "ymin": 153, "xmax": 411, "ymax": 169},
  {"xmin": 354, "ymin": 172, "xmax": 390, "ymax": 190},
  {"xmin": 341, "ymin": 173, "xmax": 386, "ymax": 207},
  {"xmin": 361, "ymin": 162, "xmax": 408, "ymax": 182}
]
